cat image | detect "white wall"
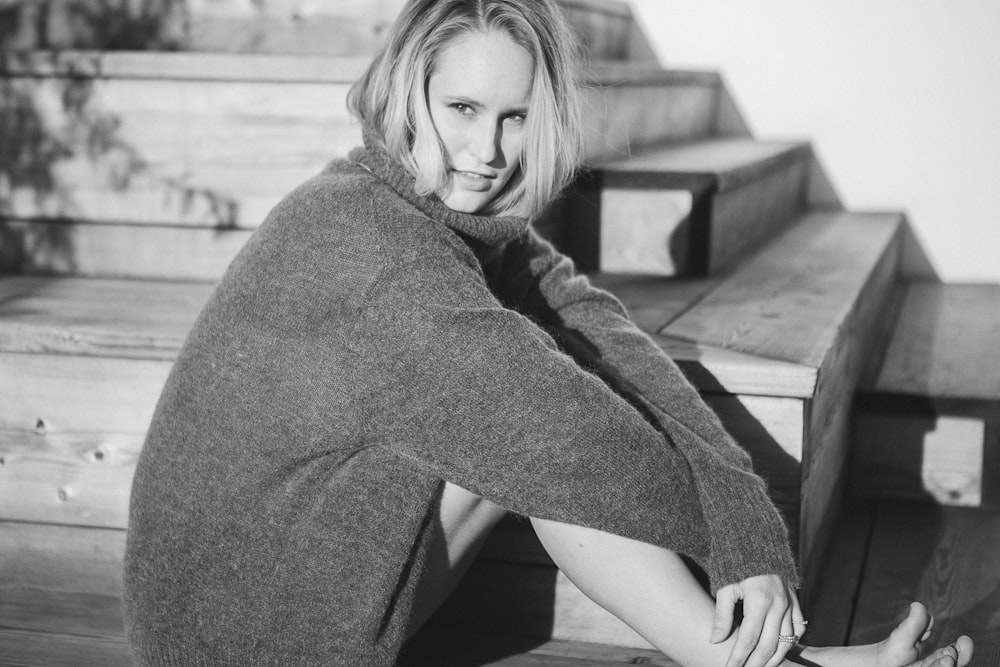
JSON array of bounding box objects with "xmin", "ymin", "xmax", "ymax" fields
[{"xmin": 631, "ymin": 0, "xmax": 1000, "ymax": 282}]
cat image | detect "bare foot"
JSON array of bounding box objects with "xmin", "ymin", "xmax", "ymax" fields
[{"xmin": 793, "ymin": 603, "xmax": 973, "ymax": 667}]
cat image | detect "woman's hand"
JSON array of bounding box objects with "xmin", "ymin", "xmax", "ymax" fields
[{"xmin": 710, "ymin": 574, "xmax": 804, "ymax": 667}]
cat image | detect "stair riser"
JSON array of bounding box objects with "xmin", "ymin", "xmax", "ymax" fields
[
  {"xmin": 0, "ymin": 431, "xmax": 138, "ymax": 528},
  {"xmin": 0, "ymin": 521, "xmax": 125, "ymax": 637},
  {"xmin": 1, "ymin": 56, "xmax": 719, "ymax": 281},
  {"xmin": 433, "ymin": 560, "xmax": 653, "ymax": 650},
  {"xmin": 567, "ymin": 151, "xmax": 808, "ymax": 276},
  {"xmin": 3, "ymin": 0, "xmax": 645, "ymax": 61},
  {"xmin": 853, "ymin": 397, "xmax": 1000, "ymax": 508},
  {"xmin": 0, "ymin": 352, "xmax": 168, "ymax": 434},
  {"xmin": 1, "ymin": 220, "xmax": 251, "ymax": 282}
]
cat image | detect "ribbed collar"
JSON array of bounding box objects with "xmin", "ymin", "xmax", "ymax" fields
[{"xmin": 348, "ymin": 141, "xmax": 529, "ymax": 246}]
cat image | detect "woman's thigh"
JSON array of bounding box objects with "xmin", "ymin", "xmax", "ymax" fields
[{"xmin": 406, "ymin": 482, "xmax": 507, "ymax": 636}]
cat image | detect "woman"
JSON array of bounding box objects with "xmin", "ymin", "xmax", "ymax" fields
[{"xmin": 123, "ymin": 1, "xmax": 973, "ymax": 665}]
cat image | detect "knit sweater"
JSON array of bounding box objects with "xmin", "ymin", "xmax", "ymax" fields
[{"xmin": 123, "ymin": 142, "xmax": 797, "ymax": 666}]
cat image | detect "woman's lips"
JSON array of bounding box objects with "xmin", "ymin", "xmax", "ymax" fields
[{"xmin": 453, "ymin": 169, "xmax": 495, "ymax": 191}]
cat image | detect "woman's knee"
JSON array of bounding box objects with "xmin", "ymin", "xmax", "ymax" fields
[{"xmin": 437, "ymin": 482, "xmax": 507, "ymax": 558}]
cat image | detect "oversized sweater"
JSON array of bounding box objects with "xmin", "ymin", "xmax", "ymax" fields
[{"xmin": 123, "ymin": 142, "xmax": 797, "ymax": 666}]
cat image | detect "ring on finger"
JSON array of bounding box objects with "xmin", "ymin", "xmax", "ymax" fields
[
  {"xmin": 792, "ymin": 619, "xmax": 809, "ymax": 626},
  {"xmin": 777, "ymin": 634, "xmax": 798, "ymax": 644}
]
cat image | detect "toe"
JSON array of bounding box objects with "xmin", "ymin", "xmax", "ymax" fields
[{"xmin": 954, "ymin": 636, "xmax": 974, "ymax": 666}]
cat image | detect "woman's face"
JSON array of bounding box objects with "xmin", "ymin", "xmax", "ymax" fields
[{"xmin": 426, "ymin": 30, "xmax": 533, "ymax": 214}]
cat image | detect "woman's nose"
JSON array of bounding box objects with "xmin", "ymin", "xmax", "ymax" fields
[{"xmin": 468, "ymin": 119, "xmax": 499, "ymax": 164}]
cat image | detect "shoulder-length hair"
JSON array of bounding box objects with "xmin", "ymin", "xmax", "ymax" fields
[{"xmin": 347, "ymin": 0, "xmax": 585, "ymax": 219}]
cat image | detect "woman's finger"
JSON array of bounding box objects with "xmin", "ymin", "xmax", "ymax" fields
[
  {"xmin": 711, "ymin": 586, "xmax": 737, "ymax": 644},
  {"xmin": 762, "ymin": 606, "xmax": 797, "ymax": 667},
  {"xmin": 724, "ymin": 595, "xmax": 769, "ymax": 667}
]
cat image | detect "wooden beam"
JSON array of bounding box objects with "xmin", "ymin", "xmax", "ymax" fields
[
  {"xmin": 0, "ymin": 351, "xmax": 170, "ymax": 434},
  {"xmin": 0, "ymin": 276, "xmax": 209, "ymax": 360}
]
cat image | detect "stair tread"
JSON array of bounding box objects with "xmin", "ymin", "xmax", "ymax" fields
[
  {"xmin": 597, "ymin": 137, "xmax": 810, "ymax": 192},
  {"xmin": 0, "ymin": 629, "xmax": 131, "ymax": 667},
  {"xmin": 0, "ymin": 627, "xmax": 676, "ymax": 667},
  {"xmin": 0, "ymin": 276, "xmax": 211, "ymax": 360},
  {"xmin": 870, "ymin": 282, "xmax": 1000, "ymax": 401},
  {"xmin": 0, "ymin": 208, "xmax": 901, "ymax": 401},
  {"xmin": 0, "ymin": 49, "xmax": 716, "ymax": 88},
  {"xmin": 664, "ymin": 209, "xmax": 903, "ymax": 373}
]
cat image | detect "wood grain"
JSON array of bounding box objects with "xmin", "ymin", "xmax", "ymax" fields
[
  {"xmin": 849, "ymin": 502, "xmax": 1000, "ymax": 666},
  {"xmin": 0, "ymin": 430, "xmax": 140, "ymax": 528},
  {"xmin": 0, "ymin": 352, "xmax": 170, "ymax": 434},
  {"xmin": 0, "ymin": 219, "xmax": 251, "ymax": 281},
  {"xmin": 801, "ymin": 499, "xmax": 878, "ymax": 647},
  {"xmin": 0, "ymin": 522, "xmax": 125, "ymax": 597},
  {"xmin": 665, "ymin": 211, "xmax": 903, "ymax": 369},
  {"xmin": 709, "ymin": 157, "xmax": 807, "ymax": 272},
  {"xmin": 0, "ymin": 276, "xmax": 209, "ymax": 359},
  {"xmin": 874, "ymin": 283, "xmax": 1000, "ymax": 401},
  {"xmin": 797, "ymin": 215, "xmax": 902, "ymax": 598},
  {"xmin": 401, "ymin": 630, "xmax": 678, "ymax": 667},
  {"xmin": 0, "ymin": 628, "xmax": 132, "ymax": 667},
  {"xmin": 590, "ymin": 273, "xmax": 718, "ymax": 333}
]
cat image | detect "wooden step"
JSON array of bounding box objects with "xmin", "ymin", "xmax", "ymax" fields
[
  {"xmin": 596, "ymin": 210, "xmax": 904, "ymax": 603},
  {"xmin": 0, "ymin": 208, "xmax": 902, "ymax": 642},
  {"xmin": 394, "ymin": 210, "xmax": 905, "ymax": 638},
  {"xmin": 0, "ymin": 51, "xmax": 723, "ymax": 280},
  {"xmin": 852, "ymin": 283, "xmax": 1000, "ymax": 508},
  {"xmin": 1, "ymin": 0, "xmax": 655, "ymax": 62},
  {"xmin": 560, "ymin": 138, "xmax": 810, "ymax": 276}
]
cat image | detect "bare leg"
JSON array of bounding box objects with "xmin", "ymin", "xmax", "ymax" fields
[
  {"xmin": 530, "ymin": 518, "xmax": 973, "ymax": 667},
  {"xmin": 404, "ymin": 483, "xmax": 972, "ymax": 667},
  {"xmin": 405, "ymin": 481, "xmax": 507, "ymax": 638}
]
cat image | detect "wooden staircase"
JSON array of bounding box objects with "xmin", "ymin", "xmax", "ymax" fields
[{"xmin": 2, "ymin": 1, "xmax": 998, "ymax": 664}]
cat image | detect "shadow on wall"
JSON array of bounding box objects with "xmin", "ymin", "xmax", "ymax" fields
[
  {"xmin": 0, "ymin": 51, "xmax": 241, "ymax": 275},
  {"xmin": 0, "ymin": 0, "xmax": 185, "ymax": 50}
]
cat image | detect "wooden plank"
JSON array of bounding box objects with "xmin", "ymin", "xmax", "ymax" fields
[
  {"xmin": 853, "ymin": 397, "xmax": 1000, "ymax": 508},
  {"xmin": 586, "ymin": 140, "xmax": 809, "ymax": 277},
  {"xmin": 849, "ymin": 502, "xmax": 1000, "ymax": 665},
  {"xmin": 0, "ymin": 430, "xmax": 139, "ymax": 528},
  {"xmin": 598, "ymin": 189, "xmax": 694, "ymax": 275},
  {"xmin": 0, "ymin": 628, "xmax": 132, "ymax": 667},
  {"xmin": 665, "ymin": 211, "xmax": 903, "ymax": 369},
  {"xmin": 703, "ymin": 395, "xmax": 806, "ymax": 549},
  {"xmin": 1, "ymin": 75, "xmax": 359, "ymax": 228},
  {"xmin": 801, "ymin": 499, "xmax": 877, "ymax": 647},
  {"xmin": 581, "ymin": 81, "xmax": 718, "ymax": 161},
  {"xmin": 0, "ymin": 522, "xmax": 126, "ymax": 639},
  {"xmin": 0, "ymin": 220, "xmax": 250, "ymax": 281},
  {"xmin": 2, "ymin": 56, "xmax": 718, "ymax": 235},
  {"xmin": 797, "ymin": 214, "xmax": 902, "ymax": 600},
  {"xmin": 589, "ymin": 273, "xmax": 718, "ymax": 333},
  {"xmin": 0, "ymin": 352, "xmax": 169, "ymax": 434},
  {"xmin": 0, "ymin": 522, "xmax": 125, "ymax": 598},
  {"xmin": 0, "ymin": 50, "xmax": 371, "ymax": 83},
  {"xmin": 402, "ymin": 630, "xmax": 678, "ymax": 667},
  {"xmin": 653, "ymin": 336, "xmax": 817, "ymax": 398},
  {"xmin": 0, "ymin": 276, "xmax": 208, "ymax": 360},
  {"xmin": 598, "ymin": 139, "xmax": 809, "ymax": 192},
  {"xmin": 873, "ymin": 283, "xmax": 1000, "ymax": 401},
  {"xmin": 0, "ymin": 588, "xmax": 124, "ymax": 641},
  {"xmin": 709, "ymin": 157, "xmax": 807, "ymax": 272},
  {"xmin": 433, "ymin": 560, "xmax": 654, "ymax": 650}
]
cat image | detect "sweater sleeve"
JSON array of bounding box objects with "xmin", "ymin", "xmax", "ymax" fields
[
  {"xmin": 486, "ymin": 228, "xmax": 799, "ymax": 591},
  {"xmin": 364, "ymin": 227, "xmax": 795, "ymax": 592}
]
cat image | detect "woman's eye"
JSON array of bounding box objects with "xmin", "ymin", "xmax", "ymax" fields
[
  {"xmin": 452, "ymin": 103, "xmax": 474, "ymax": 117},
  {"xmin": 505, "ymin": 114, "xmax": 526, "ymax": 126}
]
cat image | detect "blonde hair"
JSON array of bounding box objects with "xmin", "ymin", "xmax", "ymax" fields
[{"xmin": 347, "ymin": 0, "xmax": 584, "ymax": 219}]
